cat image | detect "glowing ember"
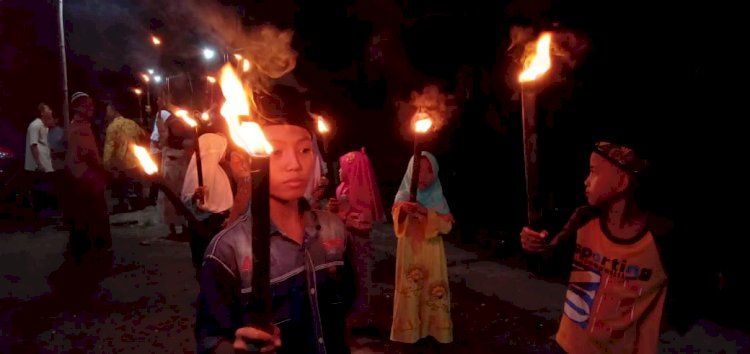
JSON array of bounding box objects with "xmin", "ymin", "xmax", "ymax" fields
[
  {"xmin": 242, "ymin": 59, "xmax": 251, "ymax": 73},
  {"xmin": 141, "ymin": 74, "xmax": 150, "ymax": 83},
  {"xmin": 201, "ymin": 112, "xmax": 210, "ymax": 121},
  {"xmin": 132, "ymin": 145, "xmax": 158, "ymax": 175},
  {"xmin": 133, "ymin": 88, "xmax": 142, "ymax": 95},
  {"xmin": 181, "ymin": 116, "xmax": 198, "ymax": 128},
  {"xmin": 316, "ymin": 115, "xmax": 330, "ymax": 134},
  {"xmin": 519, "ymin": 32, "xmax": 552, "ymax": 83},
  {"xmin": 414, "ymin": 113, "xmax": 433, "ymax": 133},
  {"xmin": 151, "ymin": 35, "xmax": 161, "ymax": 46}
]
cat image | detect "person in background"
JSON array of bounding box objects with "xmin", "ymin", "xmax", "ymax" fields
[
  {"xmin": 25, "ymin": 103, "xmax": 56, "ymax": 219},
  {"xmin": 390, "ymin": 151, "xmax": 454, "ymax": 346},
  {"xmin": 181, "ymin": 133, "xmax": 233, "ymax": 278},
  {"xmin": 328, "ymin": 148, "xmax": 386, "ymax": 331},
  {"xmin": 102, "ymin": 100, "xmax": 147, "ymax": 213},
  {"xmin": 156, "ymin": 100, "xmax": 193, "ymax": 237},
  {"xmin": 65, "ymin": 92, "xmax": 111, "ymax": 261}
]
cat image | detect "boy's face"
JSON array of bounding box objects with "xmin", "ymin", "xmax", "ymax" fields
[
  {"xmin": 265, "ymin": 124, "xmax": 315, "ymax": 202},
  {"xmin": 584, "ymin": 152, "xmax": 631, "ymax": 206}
]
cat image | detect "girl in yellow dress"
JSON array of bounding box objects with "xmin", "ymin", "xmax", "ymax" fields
[{"xmin": 390, "ymin": 151, "xmax": 454, "ymax": 344}]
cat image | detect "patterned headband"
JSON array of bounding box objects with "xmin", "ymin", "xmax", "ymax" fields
[{"xmin": 593, "ymin": 141, "xmax": 650, "ymax": 175}]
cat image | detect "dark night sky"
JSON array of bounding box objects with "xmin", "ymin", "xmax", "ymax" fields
[{"xmin": 0, "ymin": 0, "xmax": 733, "ymax": 246}]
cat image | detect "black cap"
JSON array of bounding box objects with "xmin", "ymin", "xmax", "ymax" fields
[{"xmin": 253, "ymin": 84, "xmax": 313, "ymax": 133}]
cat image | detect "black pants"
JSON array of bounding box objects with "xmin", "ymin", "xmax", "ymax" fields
[{"xmin": 26, "ymin": 170, "xmax": 55, "ymax": 216}]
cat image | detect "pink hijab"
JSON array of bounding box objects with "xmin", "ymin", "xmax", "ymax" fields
[{"xmin": 336, "ymin": 148, "xmax": 386, "ymax": 223}]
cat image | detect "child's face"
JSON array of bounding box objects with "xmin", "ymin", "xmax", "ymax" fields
[
  {"xmin": 584, "ymin": 152, "xmax": 631, "ymax": 206},
  {"xmin": 417, "ymin": 156, "xmax": 435, "ymax": 190},
  {"xmin": 265, "ymin": 125, "xmax": 315, "ymax": 202}
]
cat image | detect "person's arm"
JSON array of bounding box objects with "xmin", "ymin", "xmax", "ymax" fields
[
  {"xmin": 28, "ymin": 123, "xmax": 43, "ymax": 170},
  {"xmin": 423, "ymin": 207, "xmax": 454, "ymax": 239},
  {"xmin": 520, "ymin": 205, "xmax": 596, "ymax": 255}
]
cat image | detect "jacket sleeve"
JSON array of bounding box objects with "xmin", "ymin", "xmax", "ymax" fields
[{"xmin": 196, "ymin": 257, "xmax": 242, "ymax": 354}]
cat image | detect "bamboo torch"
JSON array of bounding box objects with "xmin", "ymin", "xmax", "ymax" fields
[
  {"xmin": 131, "ymin": 145, "xmax": 211, "ymax": 238},
  {"xmin": 176, "ymin": 110, "xmax": 204, "ymax": 203},
  {"xmin": 518, "ymin": 32, "xmax": 552, "ymax": 226},
  {"xmin": 218, "ymin": 64, "xmax": 274, "ymax": 332}
]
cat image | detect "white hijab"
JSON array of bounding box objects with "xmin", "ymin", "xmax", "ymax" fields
[
  {"xmin": 305, "ymin": 134, "xmax": 326, "ymax": 201},
  {"xmin": 181, "ymin": 133, "xmax": 233, "ymax": 213}
]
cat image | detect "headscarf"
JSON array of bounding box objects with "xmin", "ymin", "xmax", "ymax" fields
[
  {"xmin": 181, "ymin": 133, "xmax": 233, "ymax": 213},
  {"xmin": 336, "ymin": 148, "xmax": 386, "ymax": 222},
  {"xmin": 304, "ymin": 133, "xmax": 326, "ymax": 201},
  {"xmin": 394, "ymin": 151, "xmax": 450, "ymax": 215}
]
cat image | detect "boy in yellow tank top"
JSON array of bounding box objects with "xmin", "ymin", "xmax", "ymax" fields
[{"xmin": 520, "ymin": 141, "xmax": 683, "ymax": 354}]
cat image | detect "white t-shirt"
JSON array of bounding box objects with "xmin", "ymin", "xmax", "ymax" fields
[{"xmin": 25, "ymin": 118, "xmax": 53, "ymax": 172}]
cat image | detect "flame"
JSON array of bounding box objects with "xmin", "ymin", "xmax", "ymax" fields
[
  {"xmin": 206, "ymin": 76, "xmax": 217, "ymax": 84},
  {"xmin": 151, "ymin": 35, "xmax": 161, "ymax": 46},
  {"xmin": 239, "ymin": 122, "xmax": 273, "ymax": 156},
  {"xmin": 133, "ymin": 88, "xmax": 143, "ymax": 95},
  {"xmin": 316, "ymin": 115, "xmax": 330, "ymax": 134},
  {"xmin": 234, "ymin": 53, "xmax": 243, "ymax": 61},
  {"xmin": 174, "ymin": 109, "xmax": 198, "ymax": 127},
  {"xmin": 414, "ymin": 113, "xmax": 433, "ymax": 133},
  {"xmin": 201, "ymin": 112, "xmax": 210, "ymax": 121},
  {"xmin": 242, "ymin": 59, "xmax": 251, "ymax": 73},
  {"xmin": 132, "ymin": 145, "xmax": 158, "ymax": 175},
  {"xmin": 141, "ymin": 74, "xmax": 150, "ymax": 83},
  {"xmin": 219, "ymin": 64, "xmax": 250, "ymax": 119},
  {"xmin": 218, "ymin": 64, "xmax": 272, "ymax": 157},
  {"xmin": 519, "ymin": 32, "xmax": 552, "ymax": 83}
]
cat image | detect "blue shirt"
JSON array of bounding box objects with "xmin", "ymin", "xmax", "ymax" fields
[{"xmin": 196, "ymin": 202, "xmax": 355, "ymax": 354}]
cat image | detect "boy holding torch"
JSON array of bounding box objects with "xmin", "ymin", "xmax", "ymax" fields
[
  {"xmin": 520, "ymin": 141, "xmax": 697, "ymax": 353},
  {"xmin": 196, "ymin": 84, "xmax": 355, "ymax": 354}
]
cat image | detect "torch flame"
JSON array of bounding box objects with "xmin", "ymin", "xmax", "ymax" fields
[
  {"xmin": 151, "ymin": 35, "xmax": 161, "ymax": 46},
  {"xmin": 175, "ymin": 110, "xmax": 198, "ymax": 128},
  {"xmin": 218, "ymin": 64, "xmax": 272, "ymax": 157},
  {"xmin": 206, "ymin": 76, "xmax": 217, "ymax": 84},
  {"xmin": 234, "ymin": 54, "xmax": 243, "ymax": 61},
  {"xmin": 132, "ymin": 145, "xmax": 158, "ymax": 175},
  {"xmin": 519, "ymin": 32, "xmax": 552, "ymax": 83},
  {"xmin": 239, "ymin": 122, "xmax": 274, "ymax": 156},
  {"xmin": 141, "ymin": 74, "xmax": 150, "ymax": 83},
  {"xmin": 242, "ymin": 59, "xmax": 251, "ymax": 73},
  {"xmin": 133, "ymin": 88, "xmax": 142, "ymax": 95},
  {"xmin": 414, "ymin": 113, "xmax": 433, "ymax": 133},
  {"xmin": 316, "ymin": 115, "xmax": 330, "ymax": 134},
  {"xmin": 201, "ymin": 112, "xmax": 210, "ymax": 121}
]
